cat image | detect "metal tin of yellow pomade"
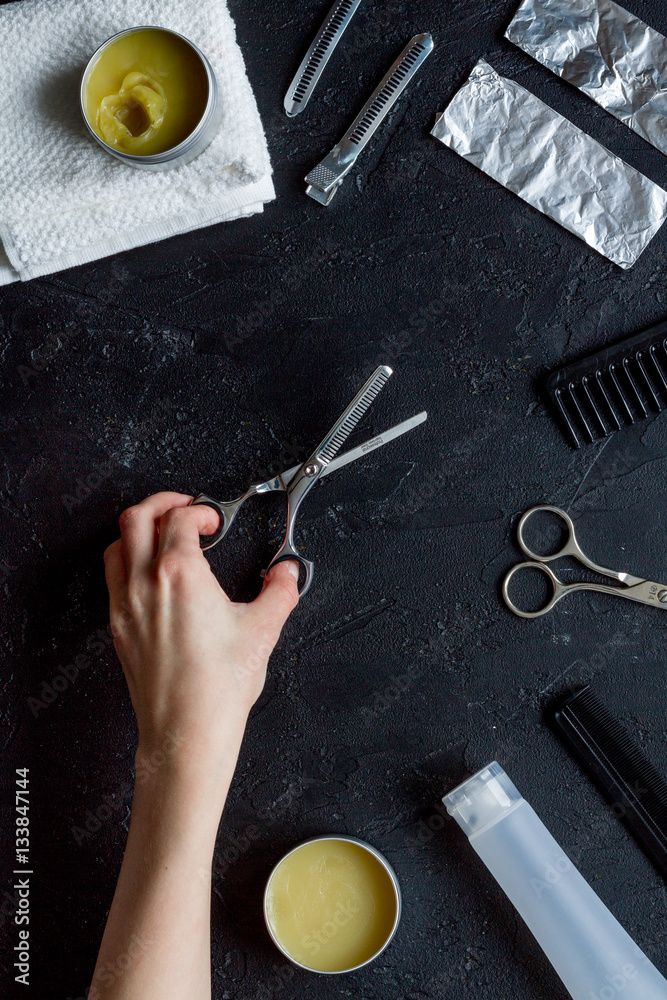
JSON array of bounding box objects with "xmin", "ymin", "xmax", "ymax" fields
[
  {"xmin": 263, "ymin": 835, "xmax": 402, "ymax": 974},
  {"xmin": 80, "ymin": 26, "xmax": 222, "ymax": 170}
]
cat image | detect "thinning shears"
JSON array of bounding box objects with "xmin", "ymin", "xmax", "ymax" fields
[
  {"xmin": 192, "ymin": 366, "xmax": 426, "ymax": 595},
  {"xmin": 502, "ymin": 505, "xmax": 667, "ymax": 618}
]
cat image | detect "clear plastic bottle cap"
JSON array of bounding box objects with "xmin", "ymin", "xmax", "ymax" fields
[{"xmin": 443, "ymin": 761, "xmax": 522, "ymax": 837}]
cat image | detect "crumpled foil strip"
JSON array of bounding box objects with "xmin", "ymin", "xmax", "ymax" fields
[
  {"xmin": 431, "ymin": 59, "xmax": 667, "ymax": 268},
  {"xmin": 506, "ymin": 0, "xmax": 667, "ymax": 155}
]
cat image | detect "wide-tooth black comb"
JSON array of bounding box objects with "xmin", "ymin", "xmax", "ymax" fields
[
  {"xmin": 545, "ymin": 319, "xmax": 667, "ymax": 447},
  {"xmin": 552, "ymin": 686, "xmax": 667, "ymax": 881}
]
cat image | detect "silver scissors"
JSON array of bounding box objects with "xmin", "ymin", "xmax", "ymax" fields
[
  {"xmin": 192, "ymin": 365, "xmax": 426, "ymax": 596},
  {"xmin": 502, "ymin": 505, "xmax": 667, "ymax": 618}
]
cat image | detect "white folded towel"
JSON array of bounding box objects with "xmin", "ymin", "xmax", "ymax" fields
[{"xmin": 0, "ymin": 0, "xmax": 275, "ymax": 284}]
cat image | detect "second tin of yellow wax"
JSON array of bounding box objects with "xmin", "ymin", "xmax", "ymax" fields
[{"xmin": 264, "ymin": 836, "xmax": 401, "ymax": 973}]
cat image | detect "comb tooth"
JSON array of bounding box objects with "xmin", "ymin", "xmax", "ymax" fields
[
  {"xmin": 594, "ymin": 371, "xmax": 621, "ymax": 430},
  {"xmin": 554, "ymin": 388, "xmax": 581, "ymax": 448},
  {"xmin": 636, "ymin": 352, "xmax": 661, "ymax": 409},
  {"xmin": 622, "ymin": 357, "xmax": 648, "ymax": 416},
  {"xmin": 649, "ymin": 344, "xmax": 667, "ymax": 394},
  {"xmin": 569, "ymin": 382, "xmax": 597, "ymax": 442},
  {"xmin": 581, "ymin": 375, "xmax": 607, "ymax": 435},
  {"xmin": 609, "ymin": 363, "xmax": 635, "ymax": 424}
]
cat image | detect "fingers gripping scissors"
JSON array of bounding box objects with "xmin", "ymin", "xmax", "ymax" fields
[
  {"xmin": 192, "ymin": 366, "xmax": 426, "ymax": 596},
  {"xmin": 502, "ymin": 505, "xmax": 667, "ymax": 618}
]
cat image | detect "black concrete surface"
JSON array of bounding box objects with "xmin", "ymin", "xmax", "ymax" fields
[{"xmin": 2, "ymin": 0, "xmax": 667, "ymax": 997}]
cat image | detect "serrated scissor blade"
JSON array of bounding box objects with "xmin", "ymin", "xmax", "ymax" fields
[
  {"xmin": 281, "ymin": 410, "xmax": 427, "ymax": 485},
  {"xmin": 284, "ymin": 0, "xmax": 363, "ymax": 117},
  {"xmin": 315, "ymin": 365, "xmax": 393, "ymax": 465}
]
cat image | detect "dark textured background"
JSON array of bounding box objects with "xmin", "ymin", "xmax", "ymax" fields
[{"xmin": 2, "ymin": 0, "xmax": 667, "ymax": 997}]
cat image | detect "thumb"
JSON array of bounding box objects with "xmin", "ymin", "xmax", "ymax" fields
[{"xmin": 247, "ymin": 560, "xmax": 300, "ymax": 641}]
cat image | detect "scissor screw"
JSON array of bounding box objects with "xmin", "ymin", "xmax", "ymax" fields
[
  {"xmin": 305, "ymin": 464, "xmax": 319, "ymax": 477},
  {"xmin": 658, "ymin": 589, "xmax": 667, "ymax": 603}
]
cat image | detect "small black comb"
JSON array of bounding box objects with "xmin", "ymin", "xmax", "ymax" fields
[
  {"xmin": 545, "ymin": 319, "xmax": 667, "ymax": 447},
  {"xmin": 552, "ymin": 686, "xmax": 667, "ymax": 881}
]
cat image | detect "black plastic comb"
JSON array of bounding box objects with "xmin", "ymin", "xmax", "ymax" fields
[
  {"xmin": 552, "ymin": 686, "xmax": 667, "ymax": 881},
  {"xmin": 545, "ymin": 319, "xmax": 667, "ymax": 447}
]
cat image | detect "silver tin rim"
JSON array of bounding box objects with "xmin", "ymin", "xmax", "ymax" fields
[
  {"xmin": 263, "ymin": 834, "xmax": 402, "ymax": 975},
  {"xmin": 80, "ymin": 26, "xmax": 219, "ymax": 168}
]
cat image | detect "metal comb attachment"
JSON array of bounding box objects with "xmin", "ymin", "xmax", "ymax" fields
[
  {"xmin": 284, "ymin": 0, "xmax": 363, "ymax": 117},
  {"xmin": 305, "ymin": 32, "xmax": 434, "ymax": 205},
  {"xmin": 545, "ymin": 319, "xmax": 667, "ymax": 447}
]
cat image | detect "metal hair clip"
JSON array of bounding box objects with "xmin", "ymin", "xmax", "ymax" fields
[
  {"xmin": 305, "ymin": 32, "xmax": 433, "ymax": 206},
  {"xmin": 284, "ymin": 0, "xmax": 363, "ymax": 117}
]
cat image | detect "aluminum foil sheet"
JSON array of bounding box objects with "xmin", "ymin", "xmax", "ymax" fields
[
  {"xmin": 431, "ymin": 59, "xmax": 667, "ymax": 268},
  {"xmin": 506, "ymin": 0, "xmax": 667, "ymax": 155}
]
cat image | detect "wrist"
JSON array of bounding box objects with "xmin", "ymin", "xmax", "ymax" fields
[
  {"xmin": 133, "ymin": 714, "xmax": 249, "ymax": 824},
  {"xmin": 131, "ymin": 751, "xmax": 223, "ymax": 848}
]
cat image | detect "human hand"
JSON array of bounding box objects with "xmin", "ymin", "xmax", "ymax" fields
[{"xmin": 103, "ymin": 492, "xmax": 299, "ymax": 780}]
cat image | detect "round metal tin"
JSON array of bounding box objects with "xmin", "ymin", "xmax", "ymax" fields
[
  {"xmin": 80, "ymin": 26, "xmax": 222, "ymax": 170},
  {"xmin": 263, "ymin": 834, "xmax": 402, "ymax": 974}
]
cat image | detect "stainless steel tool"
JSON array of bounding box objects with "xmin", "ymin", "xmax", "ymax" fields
[
  {"xmin": 284, "ymin": 0, "xmax": 363, "ymax": 117},
  {"xmin": 192, "ymin": 368, "xmax": 427, "ymax": 595},
  {"xmin": 305, "ymin": 32, "xmax": 433, "ymax": 205},
  {"xmin": 502, "ymin": 505, "xmax": 667, "ymax": 618}
]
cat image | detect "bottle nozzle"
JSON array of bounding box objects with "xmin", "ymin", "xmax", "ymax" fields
[{"xmin": 443, "ymin": 761, "xmax": 522, "ymax": 837}]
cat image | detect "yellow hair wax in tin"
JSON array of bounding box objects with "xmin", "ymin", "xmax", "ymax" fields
[
  {"xmin": 81, "ymin": 27, "xmax": 220, "ymax": 169},
  {"xmin": 264, "ymin": 836, "xmax": 401, "ymax": 973}
]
